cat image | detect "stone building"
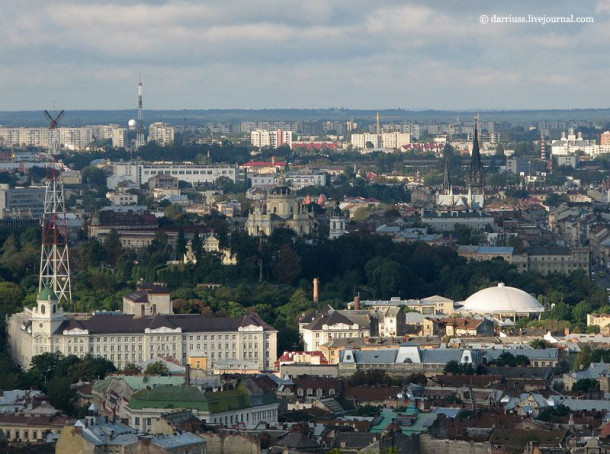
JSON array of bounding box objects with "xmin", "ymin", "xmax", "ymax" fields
[
  {"xmin": 8, "ymin": 286, "xmax": 277, "ymax": 372},
  {"xmin": 246, "ymin": 183, "xmax": 314, "ymax": 236}
]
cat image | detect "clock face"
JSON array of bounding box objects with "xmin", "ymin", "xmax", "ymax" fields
[{"xmin": 39, "ymin": 324, "xmax": 43, "ymax": 328}]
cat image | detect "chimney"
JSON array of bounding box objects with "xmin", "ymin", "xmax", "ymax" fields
[
  {"xmin": 271, "ymin": 155, "xmax": 276, "ymax": 166},
  {"xmin": 354, "ymin": 294, "xmax": 361, "ymax": 311},
  {"xmin": 185, "ymin": 364, "xmax": 191, "ymax": 387},
  {"xmin": 564, "ymin": 327, "xmax": 570, "ymax": 336},
  {"xmin": 313, "ymin": 278, "xmax": 319, "ymax": 303}
]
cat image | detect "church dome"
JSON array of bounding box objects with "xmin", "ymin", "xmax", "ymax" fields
[
  {"xmin": 38, "ymin": 287, "xmax": 58, "ymax": 301},
  {"xmin": 270, "ymin": 185, "xmax": 291, "ymax": 196},
  {"xmin": 460, "ymin": 283, "xmax": 544, "ymax": 314}
]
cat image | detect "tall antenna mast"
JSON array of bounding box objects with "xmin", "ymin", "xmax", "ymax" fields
[
  {"xmin": 44, "ymin": 109, "xmax": 64, "ymax": 155},
  {"xmin": 40, "ymin": 110, "xmax": 71, "ymax": 306},
  {"xmin": 136, "ymin": 75, "xmax": 145, "ymax": 149}
]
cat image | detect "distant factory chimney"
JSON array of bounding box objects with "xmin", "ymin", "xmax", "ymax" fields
[
  {"xmin": 313, "ymin": 278, "xmax": 319, "ymax": 303},
  {"xmin": 354, "ymin": 293, "xmax": 361, "ymax": 311}
]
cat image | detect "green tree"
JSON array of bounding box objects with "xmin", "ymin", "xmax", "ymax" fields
[
  {"xmin": 123, "ymin": 363, "xmax": 142, "ymax": 375},
  {"xmin": 529, "ymin": 339, "xmax": 552, "ymax": 349},
  {"xmin": 572, "ymin": 378, "xmax": 599, "ymax": 394},
  {"xmin": 144, "ymin": 361, "xmax": 169, "ymax": 375},
  {"xmin": 574, "ymin": 344, "xmax": 593, "ymax": 371},
  {"xmin": 45, "ymin": 375, "xmax": 76, "ymax": 415},
  {"xmin": 175, "ymin": 227, "xmax": 187, "ymax": 261},
  {"xmin": 81, "ymin": 166, "xmax": 107, "ymax": 190},
  {"xmin": 0, "ymin": 281, "xmax": 25, "ymax": 327},
  {"xmin": 272, "ymin": 245, "xmax": 302, "ymax": 285},
  {"xmin": 191, "ymin": 231, "xmax": 203, "ymax": 264},
  {"xmin": 103, "ymin": 228, "xmax": 123, "ymax": 266}
]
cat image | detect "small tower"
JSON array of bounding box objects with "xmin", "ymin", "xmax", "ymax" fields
[
  {"xmin": 31, "ymin": 287, "xmax": 65, "ymax": 341},
  {"xmin": 329, "ymin": 201, "xmax": 346, "ymax": 240}
]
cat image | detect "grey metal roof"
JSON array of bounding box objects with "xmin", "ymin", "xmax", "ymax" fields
[
  {"xmin": 152, "ymin": 433, "xmax": 206, "ymax": 449},
  {"xmin": 353, "ymin": 350, "xmax": 398, "ymax": 364}
]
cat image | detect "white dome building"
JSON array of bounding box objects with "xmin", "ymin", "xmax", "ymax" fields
[{"xmin": 459, "ymin": 283, "xmax": 544, "ymax": 320}]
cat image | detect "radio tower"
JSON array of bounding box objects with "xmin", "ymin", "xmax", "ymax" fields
[
  {"xmin": 135, "ymin": 76, "xmax": 145, "ymax": 149},
  {"xmin": 44, "ymin": 109, "xmax": 64, "ymax": 155},
  {"xmin": 39, "ymin": 110, "xmax": 71, "ymax": 306}
]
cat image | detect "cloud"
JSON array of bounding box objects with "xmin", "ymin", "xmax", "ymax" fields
[{"xmin": 0, "ymin": 0, "xmax": 607, "ymax": 110}]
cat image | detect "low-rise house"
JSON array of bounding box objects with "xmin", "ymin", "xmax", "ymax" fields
[
  {"xmin": 92, "ymin": 375, "xmax": 185, "ymax": 421},
  {"xmin": 275, "ymin": 351, "xmax": 329, "ymax": 369},
  {"xmin": 293, "ymin": 377, "xmax": 343, "ymax": 399},
  {"xmin": 563, "ymin": 362, "xmax": 610, "ymax": 392},
  {"xmin": 126, "ymin": 377, "xmax": 278, "ymax": 432},
  {"xmin": 587, "ymin": 313, "xmax": 610, "ymax": 333},
  {"xmin": 439, "ymin": 317, "xmax": 495, "ymax": 337},
  {"xmin": 299, "ymin": 308, "xmax": 374, "ymax": 351},
  {"xmin": 56, "ymin": 416, "xmax": 206, "ymax": 454},
  {"xmin": 0, "ymin": 413, "xmax": 69, "ymax": 444}
]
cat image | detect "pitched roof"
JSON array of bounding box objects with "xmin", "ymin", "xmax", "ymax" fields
[
  {"xmin": 305, "ymin": 310, "xmax": 358, "ymax": 331},
  {"xmin": 56, "ymin": 312, "xmax": 276, "ymax": 335}
]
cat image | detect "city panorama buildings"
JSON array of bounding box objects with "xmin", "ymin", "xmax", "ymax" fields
[{"xmin": 8, "ymin": 284, "xmax": 278, "ymax": 372}]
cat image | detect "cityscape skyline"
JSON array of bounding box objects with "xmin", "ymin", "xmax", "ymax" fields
[{"xmin": 1, "ymin": 0, "xmax": 608, "ymax": 111}]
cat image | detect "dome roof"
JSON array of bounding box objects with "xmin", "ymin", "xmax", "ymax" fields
[
  {"xmin": 38, "ymin": 287, "xmax": 58, "ymax": 301},
  {"xmin": 461, "ymin": 283, "xmax": 544, "ymax": 314}
]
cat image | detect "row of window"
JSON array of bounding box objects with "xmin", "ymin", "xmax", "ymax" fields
[{"xmin": 143, "ymin": 170, "xmax": 233, "ymax": 176}]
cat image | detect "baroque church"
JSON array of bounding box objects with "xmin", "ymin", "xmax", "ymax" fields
[{"xmin": 246, "ymin": 176, "xmax": 315, "ymax": 236}]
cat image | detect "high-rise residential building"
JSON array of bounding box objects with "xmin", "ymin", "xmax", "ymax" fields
[
  {"xmin": 0, "ymin": 125, "xmax": 127, "ymax": 151},
  {"xmin": 381, "ymin": 132, "xmax": 411, "ymax": 149},
  {"xmin": 250, "ymin": 129, "xmax": 292, "ymax": 149},
  {"xmin": 551, "ymin": 130, "xmax": 599, "ymax": 156},
  {"xmin": 350, "ymin": 133, "xmax": 381, "ymax": 149},
  {"xmin": 148, "ymin": 122, "xmax": 175, "ymax": 146}
]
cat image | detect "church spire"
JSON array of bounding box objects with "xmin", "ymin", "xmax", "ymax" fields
[
  {"xmin": 469, "ymin": 114, "xmax": 485, "ymax": 195},
  {"xmin": 443, "ymin": 158, "xmax": 451, "ymax": 194}
]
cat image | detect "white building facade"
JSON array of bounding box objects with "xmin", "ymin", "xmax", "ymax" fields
[{"xmin": 8, "ymin": 288, "xmax": 278, "ymax": 372}]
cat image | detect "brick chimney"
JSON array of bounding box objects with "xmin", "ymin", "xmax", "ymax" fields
[
  {"xmin": 313, "ymin": 278, "xmax": 319, "ymax": 303},
  {"xmin": 354, "ymin": 294, "xmax": 361, "ymax": 310}
]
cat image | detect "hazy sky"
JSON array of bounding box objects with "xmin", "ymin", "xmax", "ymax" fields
[{"xmin": 2, "ymin": 0, "xmax": 608, "ymax": 111}]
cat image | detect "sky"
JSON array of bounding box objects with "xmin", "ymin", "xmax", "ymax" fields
[{"xmin": 1, "ymin": 0, "xmax": 609, "ymax": 111}]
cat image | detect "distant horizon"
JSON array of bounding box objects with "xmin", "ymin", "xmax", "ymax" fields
[{"xmin": 0, "ymin": 107, "xmax": 609, "ymax": 129}]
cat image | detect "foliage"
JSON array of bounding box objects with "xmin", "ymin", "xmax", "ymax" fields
[
  {"xmin": 27, "ymin": 353, "xmax": 116, "ymax": 414},
  {"xmin": 122, "ymin": 363, "xmax": 142, "ymax": 375},
  {"xmin": 355, "ymin": 404, "xmax": 382, "ymax": 417},
  {"xmin": 491, "ymin": 352, "xmax": 530, "ymax": 367},
  {"xmin": 572, "ymin": 378, "xmax": 600, "ymax": 394},
  {"xmin": 536, "ymin": 404, "xmax": 570, "ymax": 422},
  {"xmin": 444, "ymin": 360, "xmax": 474, "ymax": 375},
  {"xmin": 573, "ymin": 346, "xmax": 610, "ymax": 371},
  {"xmin": 144, "ymin": 361, "xmax": 170, "ymax": 376},
  {"xmin": 529, "ymin": 339, "xmax": 552, "ymax": 349},
  {"xmin": 348, "ymin": 370, "xmax": 395, "ymax": 387}
]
